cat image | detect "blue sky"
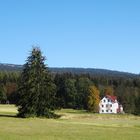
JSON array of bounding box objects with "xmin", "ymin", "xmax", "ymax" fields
[{"xmin": 0, "ymin": 0, "xmax": 140, "ymax": 73}]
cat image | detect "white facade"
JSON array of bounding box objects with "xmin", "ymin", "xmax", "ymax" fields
[{"xmin": 99, "ymin": 96, "xmax": 122, "ymax": 114}]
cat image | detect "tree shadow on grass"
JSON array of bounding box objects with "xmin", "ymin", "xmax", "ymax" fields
[
  {"xmin": 0, "ymin": 112, "xmax": 62, "ymax": 119},
  {"xmin": 0, "ymin": 114, "xmax": 18, "ymax": 118}
]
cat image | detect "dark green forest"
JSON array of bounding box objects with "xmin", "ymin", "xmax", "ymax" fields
[{"xmin": 0, "ymin": 64, "xmax": 140, "ymax": 115}]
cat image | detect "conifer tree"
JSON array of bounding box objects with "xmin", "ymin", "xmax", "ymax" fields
[
  {"xmin": 0, "ymin": 85, "xmax": 7, "ymax": 103},
  {"xmin": 16, "ymin": 47, "xmax": 56, "ymax": 118}
]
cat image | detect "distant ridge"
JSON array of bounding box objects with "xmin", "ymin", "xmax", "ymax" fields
[
  {"xmin": 50, "ymin": 67, "xmax": 138, "ymax": 78},
  {"xmin": 0, "ymin": 63, "xmax": 22, "ymax": 71},
  {"xmin": 0, "ymin": 63, "xmax": 138, "ymax": 78}
]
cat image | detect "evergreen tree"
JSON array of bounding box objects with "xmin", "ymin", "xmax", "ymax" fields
[
  {"xmin": 75, "ymin": 77, "xmax": 93, "ymax": 109},
  {"xmin": 16, "ymin": 47, "xmax": 56, "ymax": 118},
  {"xmin": 134, "ymin": 93, "xmax": 140, "ymax": 115},
  {"xmin": 63, "ymin": 78, "xmax": 77, "ymax": 108},
  {"xmin": 0, "ymin": 85, "xmax": 7, "ymax": 103}
]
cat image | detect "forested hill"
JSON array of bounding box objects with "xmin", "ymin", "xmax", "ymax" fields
[
  {"xmin": 50, "ymin": 68, "xmax": 138, "ymax": 78},
  {"xmin": 0, "ymin": 63, "xmax": 138, "ymax": 78}
]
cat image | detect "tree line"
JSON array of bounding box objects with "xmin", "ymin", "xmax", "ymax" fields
[
  {"xmin": 0, "ymin": 47, "xmax": 140, "ymax": 117},
  {"xmin": 54, "ymin": 73, "xmax": 140, "ymax": 114}
]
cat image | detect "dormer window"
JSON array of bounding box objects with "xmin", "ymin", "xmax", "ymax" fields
[{"xmin": 104, "ymin": 100, "xmax": 106, "ymax": 103}]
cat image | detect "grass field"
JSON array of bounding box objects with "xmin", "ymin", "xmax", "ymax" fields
[{"xmin": 0, "ymin": 105, "xmax": 140, "ymax": 140}]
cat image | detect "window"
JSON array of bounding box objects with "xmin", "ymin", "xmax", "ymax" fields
[
  {"xmin": 104, "ymin": 100, "xmax": 106, "ymax": 103},
  {"xmin": 106, "ymin": 110, "xmax": 108, "ymax": 112},
  {"xmin": 110, "ymin": 104, "xmax": 112, "ymax": 107},
  {"xmin": 108, "ymin": 99, "xmax": 110, "ymax": 102},
  {"xmin": 102, "ymin": 105, "xmax": 104, "ymax": 107},
  {"xmin": 111, "ymin": 110, "xmax": 112, "ymax": 112},
  {"xmin": 106, "ymin": 104, "xmax": 108, "ymax": 107},
  {"xmin": 102, "ymin": 110, "xmax": 104, "ymax": 113}
]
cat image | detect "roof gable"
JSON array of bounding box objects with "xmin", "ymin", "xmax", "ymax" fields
[{"xmin": 106, "ymin": 95, "xmax": 117, "ymax": 102}]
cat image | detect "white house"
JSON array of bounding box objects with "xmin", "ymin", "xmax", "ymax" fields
[{"xmin": 99, "ymin": 95, "xmax": 123, "ymax": 114}]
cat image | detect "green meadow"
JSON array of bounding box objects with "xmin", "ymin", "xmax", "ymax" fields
[{"xmin": 0, "ymin": 105, "xmax": 140, "ymax": 140}]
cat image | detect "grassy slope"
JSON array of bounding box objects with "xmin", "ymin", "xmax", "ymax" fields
[{"xmin": 0, "ymin": 105, "xmax": 140, "ymax": 140}]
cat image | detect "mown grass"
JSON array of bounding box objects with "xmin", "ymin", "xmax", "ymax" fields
[{"xmin": 0, "ymin": 105, "xmax": 140, "ymax": 140}]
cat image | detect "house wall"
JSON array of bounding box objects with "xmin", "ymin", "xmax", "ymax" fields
[{"xmin": 99, "ymin": 97, "xmax": 119, "ymax": 114}]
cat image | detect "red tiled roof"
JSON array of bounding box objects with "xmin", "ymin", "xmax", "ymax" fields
[{"xmin": 106, "ymin": 95, "xmax": 117, "ymax": 102}]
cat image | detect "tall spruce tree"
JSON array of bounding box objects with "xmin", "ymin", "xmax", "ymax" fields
[{"xmin": 16, "ymin": 47, "xmax": 56, "ymax": 118}]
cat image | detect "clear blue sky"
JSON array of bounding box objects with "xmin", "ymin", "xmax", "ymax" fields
[{"xmin": 0, "ymin": 0, "xmax": 140, "ymax": 73}]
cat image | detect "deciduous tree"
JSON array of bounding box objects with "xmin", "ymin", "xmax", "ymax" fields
[
  {"xmin": 104, "ymin": 86, "xmax": 114, "ymax": 96},
  {"xmin": 87, "ymin": 86, "xmax": 100, "ymax": 112}
]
